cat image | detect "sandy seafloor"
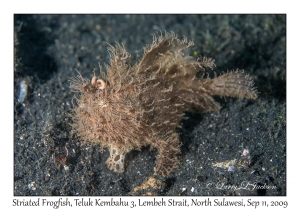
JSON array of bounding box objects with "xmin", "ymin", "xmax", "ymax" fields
[{"xmin": 14, "ymin": 14, "xmax": 286, "ymax": 196}]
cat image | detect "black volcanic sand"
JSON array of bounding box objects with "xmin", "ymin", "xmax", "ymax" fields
[{"xmin": 14, "ymin": 14, "xmax": 286, "ymax": 196}]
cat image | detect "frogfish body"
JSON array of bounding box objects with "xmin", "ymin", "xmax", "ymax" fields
[{"xmin": 70, "ymin": 32, "xmax": 257, "ymax": 177}]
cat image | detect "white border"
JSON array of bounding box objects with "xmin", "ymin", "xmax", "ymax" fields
[{"xmin": 1, "ymin": 0, "xmax": 297, "ymax": 208}]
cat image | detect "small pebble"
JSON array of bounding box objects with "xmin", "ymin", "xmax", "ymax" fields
[{"xmin": 18, "ymin": 80, "xmax": 28, "ymax": 103}]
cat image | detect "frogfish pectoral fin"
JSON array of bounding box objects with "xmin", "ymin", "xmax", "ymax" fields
[{"xmin": 106, "ymin": 145, "xmax": 126, "ymax": 173}]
